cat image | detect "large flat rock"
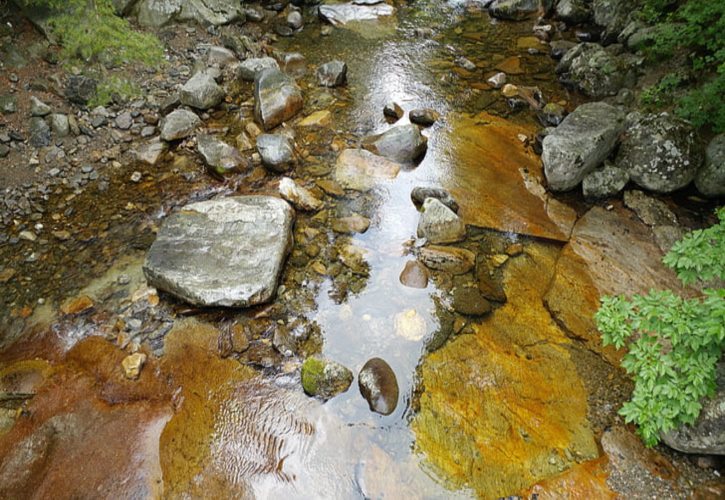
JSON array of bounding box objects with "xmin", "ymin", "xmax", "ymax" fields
[
  {"xmin": 319, "ymin": 2, "xmax": 395, "ymax": 25},
  {"xmin": 543, "ymin": 205, "xmax": 683, "ymax": 363},
  {"xmin": 143, "ymin": 196, "xmax": 294, "ymax": 307},
  {"xmin": 440, "ymin": 112, "xmax": 576, "ymax": 242},
  {"xmin": 334, "ymin": 148, "xmax": 401, "ymax": 191}
]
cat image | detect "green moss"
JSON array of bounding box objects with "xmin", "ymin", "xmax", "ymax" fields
[
  {"xmin": 301, "ymin": 357, "xmax": 326, "ymax": 396},
  {"xmin": 88, "ymin": 75, "xmax": 140, "ymax": 108}
]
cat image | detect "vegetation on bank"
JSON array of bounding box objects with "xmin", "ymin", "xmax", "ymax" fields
[
  {"xmin": 596, "ymin": 208, "xmax": 725, "ymax": 447},
  {"xmin": 639, "ymin": 0, "xmax": 725, "ymax": 132}
]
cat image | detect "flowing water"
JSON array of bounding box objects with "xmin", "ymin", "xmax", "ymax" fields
[{"xmin": 0, "ymin": 1, "xmax": 629, "ymax": 498}]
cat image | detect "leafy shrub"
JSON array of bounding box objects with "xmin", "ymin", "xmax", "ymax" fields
[
  {"xmin": 639, "ymin": 0, "xmax": 725, "ymax": 132},
  {"xmin": 19, "ymin": 0, "xmax": 163, "ymax": 66},
  {"xmin": 596, "ymin": 208, "xmax": 725, "ymax": 447}
]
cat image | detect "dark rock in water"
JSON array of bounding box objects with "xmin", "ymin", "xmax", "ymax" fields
[
  {"xmin": 410, "ymin": 186, "xmax": 459, "ymax": 213},
  {"xmin": 695, "ymin": 134, "xmax": 725, "ymax": 198},
  {"xmin": 65, "ymin": 75, "xmax": 97, "ymax": 105},
  {"xmin": 358, "ymin": 358, "xmax": 399, "ymax": 415},
  {"xmin": 160, "ymin": 109, "xmax": 201, "ymax": 141},
  {"xmin": 615, "ymin": 112, "xmax": 702, "ymax": 194},
  {"xmin": 254, "ymin": 68, "xmax": 304, "ymax": 130},
  {"xmin": 302, "ymin": 357, "xmax": 353, "ymax": 400},
  {"xmin": 409, "ymin": 108, "xmax": 440, "ymax": 127},
  {"xmin": 363, "ymin": 124, "xmax": 427, "ymax": 163},
  {"xmin": 399, "ymin": 260, "xmax": 429, "ymax": 289},
  {"xmin": 275, "ymin": 23, "xmax": 295, "ymax": 37},
  {"xmin": 29, "ymin": 117, "xmax": 51, "ymax": 147},
  {"xmin": 317, "ymin": 60, "xmax": 348, "ymax": 87},
  {"xmin": 662, "ymin": 363, "xmax": 725, "ymax": 455},
  {"xmin": 256, "ymin": 133, "xmax": 296, "ymax": 173},
  {"xmin": 197, "ymin": 135, "xmax": 247, "ymax": 176},
  {"xmin": 180, "ymin": 71, "xmax": 225, "ymax": 110},
  {"xmin": 143, "ymin": 196, "xmax": 294, "ymax": 307},
  {"xmin": 542, "ymin": 101, "xmax": 626, "ymax": 191},
  {"xmin": 452, "ymin": 287, "xmax": 492, "ymax": 316},
  {"xmin": 383, "ymin": 102, "xmax": 404, "ymax": 121}
]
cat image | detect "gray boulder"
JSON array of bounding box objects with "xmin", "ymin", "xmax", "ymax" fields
[
  {"xmin": 543, "ymin": 102, "xmax": 626, "ymax": 192},
  {"xmin": 179, "ymin": 71, "xmax": 224, "ymax": 110},
  {"xmin": 254, "ymin": 69, "xmax": 303, "ymax": 131},
  {"xmin": 256, "ymin": 133, "xmax": 296, "ymax": 173},
  {"xmin": 236, "ymin": 57, "xmax": 280, "ymax": 82},
  {"xmin": 358, "ymin": 358, "xmax": 399, "ymax": 416},
  {"xmin": 555, "ymin": 0, "xmax": 591, "ymax": 24},
  {"xmin": 557, "ymin": 43, "xmax": 638, "ymax": 98},
  {"xmin": 616, "ymin": 113, "xmax": 702, "ymax": 193},
  {"xmin": 362, "ymin": 124, "xmax": 427, "ymax": 163},
  {"xmin": 143, "ymin": 196, "xmax": 295, "ymax": 307},
  {"xmin": 49, "ymin": 113, "xmax": 70, "ymax": 137},
  {"xmin": 593, "ymin": 0, "xmax": 633, "ymax": 44},
  {"xmin": 160, "ymin": 108, "xmax": 200, "ymax": 141},
  {"xmin": 29, "ymin": 117, "xmax": 51, "ymax": 147},
  {"xmin": 694, "ymin": 134, "xmax": 725, "ymax": 198},
  {"xmin": 417, "ymin": 197, "xmax": 466, "ymax": 244},
  {"xmin": 319, "ymin": 3, "xmax": 395, "ymax": 25},
  {"xmin": 489, "ymin": 0, "xmax": 544, "ymax": 20},
  {"xmin": 197, "ymin": 135, "xmax": 246, "ymax": 176},
  {"xmin": 662, "ymin": 363, "xmax": 725, "ymax": 455},
  {"xmin": 317, "ymin": 60, "xmax": 348, "ymax": 87},
  {"xmin": 582, "ymin": 162, "xmax": 629, "ymax": 199},
  {"xmin": 134, "ymin": 0, "xmax": 243, "ymax": 27}
]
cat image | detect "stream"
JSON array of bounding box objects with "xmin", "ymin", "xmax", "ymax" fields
[{"xmin": 0, "ymin": 1, "xmax": 699, "ymax": 498}]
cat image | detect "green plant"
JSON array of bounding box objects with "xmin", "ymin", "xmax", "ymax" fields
[
  {"xmin": 88, "ymin": 75, "xmax": 141, "ymax": 107},
  {"xmin": 640, "ymin": 72, "xmax": 686, "ymax": 107},
  {"xmin": 596, "ymin": 208, "xmax": 725, "ymax": 447},
  {"xmin": 20, "ymin": 0, "xmax": 163, "ymax": 66}
]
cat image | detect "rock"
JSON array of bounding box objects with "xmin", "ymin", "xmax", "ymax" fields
[
  {"xmin": 476, "ymin": 263, "xmax": 507, "ymax": 302},
  {"xmin": 663, "ymin": 364, "xmax": 725, "ymax": 454},
  {"xmin": 419, "ymin": 246, "xmax": 475, "ymax": 275},
  {"xmin": 160, "ymin": 109, "xmax": 200, "ymax": 141},
  {"xmin": 319, "ymin": 3, "xmax": 395, "ymax": 25},
  {"xmin": 334, "ymin": 149, "xmax": 401, "ymax": 191},
  {"xmin": 254, "ymin": 69, "xmax": 304, "ymax": 131},
  {"xmin": 143, "ymin": 196, "xmax": 295, "ymax": 308},
  {"xmin": 614, "ymin": 113, "xmax": 703, "ymax": 193},
  {"xmin": 287, "ymin": 10, "xmax": 303, "ymax": 30},
  {"xmin": 121, "ymin": 353, "xmax": 146, "ymax": 380},
  {"xmin": 695, "ymin": 134, "xmax": 725, "ymax": 198},
  {"xmin": 65, "ymin": 75, "xmax": 97, "ymax": 105},
  {"xmin": 279, "ymin": 177, "xmax": 323, "ymax": 211},
  {"xmin": 197, "ymin": 135, "xmax": 246, "ymax": 176},
  {"xmin": 555, "ymin": 0, "xmax": 591, "ymax": 24},
  {"xmin": 363, "ymin": 124, "xmax": 427, "ymax": 163},
  {"xmin": 409, "ymin": 108, "xmax": 439, "ymax": 127},
  {"xmin": 114, "ymin": 111, "xmax": 133, "ymax": 130},
  {"xmin": 60, "ymin": 295, "xmax": 94, "ymax": 315},
  {"xmin": 48, "ymin": 113, "xmax": 69, "ymax": 137},
  {"xmin": 134, "ymin": 0, "xmax": 243, "ymax": 27},
  {"xmin": 592, "ymin": 0, "xmax": 631, "ymax": 44},
  {"xmin": 417, "ymin": 198, "xmax": 465, "ymax": 244},
  {"xmin": 582, "ymin": 162, "xmax": 629, "ymax": 199},
  {"xmin": 298, "ymin": 110, "xmax": 332, "ymax": 127},
  {"xmin": 29, "ymin": 117, "xmax": 51, "ymax": 147},
  {"xmin": 452, "ymin": 287, "xmax": 492, "ymax": 316},
  {"xmin": 358, "ymin": 358, "xmax": 399, "ymax": 415},
  {"xmin": 134, "ymin": 138, "xmax": 168, "ymax": 166},
  {"xmin": 542, "ymin": 102, "xmax": 626, "ymax": 192},
  {"xmin": 236, "ymin": 57, "xmax": 280, "ymax": 82},
  {"xmin": 394, "ymin": 309, "xmax": 427, "ymax": 341},
  {"xmin": 332, "ymin": 214, "xmax": 370, "ymax": 234},
  {"xmin": 410, "ymin": 187, "xmax": 459, "ymax": 213},
  {"xmin": 317, "ymin": 60, "xmax": 348, "ymax": 87},
  {"xmin": 256, "ymin": 133, "xmax": 296, "ymax": 173},
  {"xmin": 622, "ymin": 190, "xmax": 678, "ymax": 227},
  {"xmin": 207, "ymin": 45, "xmax": 237, "ymax": 67},
  {"xmin": 383, "ymin": 102, "xmax": 404, "ymax": 120},
  {"xmin": 0, "ymin": 95, "xmax": 17, "ymax": 114},
  {"xmin": 179, "ymin": 72, "xmax": 224, "ymax": 110},
  {"xmin": 557, "ymin": 43, "xmax": 638, "ymax": 98},
  {"xmin": 399, "ymin": 261, "xmax": 429, "ymax": 288},
  {"xmin": 538, "ymin": 102, "xmax": 567, "ymax": 127},
  {"xmin": 30, "ymin": 96, "xmax": 51, "ymax": 117},
  {"xmin": 489, "ymin": 0, "xmax": 543, "ymax": 20},
  {"xmin": 487, "ymin": 72, "xmax": 507, "ymax": 89},
  {"xmin": 338, "ymin": 243, "xmax": 369, "ymax": 275},
  {"xmin": 301, "ymin": 357, "xmax": 353, "ymax": 400},
  {"xmin": 501, "ymin": 83, "xmax": 519, "ymax": 98},
  {"xmin": 550, "ymin": 39, "xmax": 577, "ymax": 59}
]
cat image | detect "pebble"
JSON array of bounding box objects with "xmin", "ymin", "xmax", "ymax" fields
[
  {"xmin": 130, "ymin": 171, "xmax": 142, "ymax": 183},
  {"xmin": 122, "ymin": 352, "xmax": 146, "ymax": 380}
]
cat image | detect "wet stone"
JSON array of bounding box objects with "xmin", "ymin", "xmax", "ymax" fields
[
  {"xmin": 409, "ymin": 108, "xmax": 439, "ymax": 127},
  {"xmin": 334, "ymin": 149, "xmax": 401, "ymax": 191},
  {"xmin": 197, "ymin": 135, "xmax": 246, "ymax": 176},
  {"xmin": 160, "ymin": 109, "xmax": 201, "ymax": 141},
  {"xmin": 180, "ymin": 71, "xmax": 225, "ymax": 110},
  {"xmin": 134, "ymin": 139, "xmax": 168, "ymax": 166},
  {"xmin": 358, "ymin": 358, "xmax": 399, "ymax": 416},
  {"xmin": 143, "ymin": 196, "xmax": 295, "ymax": 308},
  {"xmin": 363, "ymin": 123, "xmax": 427, "ymax": 163},
  {"xmin": 331, "ymin": 214, "xmax": 370, "ymax": 234},
  {"xmin": 417, "ymin": 198, "xmax": 465, "ymax": 244},
  {"xmin": 383, "ymin": 102, "xmax": 404, "ymax": 121},
  {"xmin": 452, "ymin": 287, "xmax": 492, "ymax": 316},
  {"xmin": 410, "ymin": 186, "xmax": 459, "ymax": 213},
  {"xmin": 279, "ymin": 177, "xmax": 323, "ymax": 212},
  {"xmin": 254, "ymin": 68, "xmax": 303, "ymax": 131},
  {"xmin": 399, "ymin": 260, "xmax": 428, "ymax": 288},
  {"xmin": 419, "ymin": 246, "xmax": 475, "ymax": 275},
  {"xmin": 236, "ymin": 57, "xmax": 280, "ymax": 82},
  {"xmin": 121, "ymin": 353, "xmax": 146, "ymax": 380},
  {"xmin": 317, "ymin": 60, "xmax": 348, "ymax": 88},
  {"xmin": 301, "ymin": 357, "xmax": 353, "ymax": 400},
  {"xmin": 256, "ymin": 133, "xmax": 296, "ymax": 173}
]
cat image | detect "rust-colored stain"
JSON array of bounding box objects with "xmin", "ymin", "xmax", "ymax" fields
[{"xmin": 522, "ymin": 457, "xmax": 616, "ymax": 499}]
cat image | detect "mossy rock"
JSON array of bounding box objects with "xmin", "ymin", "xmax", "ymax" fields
[{"xmin": 301, "ymin": 357, "xmax": 353, "ymax": 400}]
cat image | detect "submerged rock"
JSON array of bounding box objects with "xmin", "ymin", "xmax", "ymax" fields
[
  {"xmin": 180, "ymin": 71, "xmax": 225, "ymax": 110},
  {"xmin": 197, "ymin": 135, "xmax": 246, "ymax": 176},
  {"xmin": 279, "ymin": 177, "xmax": 323, "ymax": 212},
  {"xmin": 410, "ymin": 187, "xmax": 459, "ymax": 213},
  {"xmin": 452, "ymin": 287, "xmax": 492, "ymax": 316},
  {"xmin": 160, "ymin": 109, "xmax": 200, "ymax": 141},
  {"xmin": 254, "ymin": 68, "xmax": 304, "ymax": 130},
  {"xmin": 394, "ymin": 309, "xmax": 427, "ymax": 341},
  {"xmin": 542, "ymin": 102, "xmax": 626, "ymax": 191},
  {"xmin": 616, "ymin": 113, "xmax": 703, "ymax": 193},
  {"xmin": 694, "ymin": 134, "xmax": 725, "ymax": 198},
  {"xmin": 334, "ymin": 148, "xmax": 401, "ymax": 191},
  {"xmin": 399, "ymin": 261, "xmax": 429, "ymax": 288},
  {"xmin": 143, "ymin": 196, "xmax": 294, "ymax": 308},
  {"xmin": 256, "ymin": 133, "xmax": 296, "ymax": 173},
  {"xmin": 417, "ymin": 198, "xmax": 466, "ymax": 244},
  {"xmin": 418, "ymin": 246, "xmax": 475, "ymax": 275},
  {"xmin": 317, "ymin": 60, "xmax": 348, "ymax": 87},
  {"xmin": 301, "ymin": 357, "xmax": 353, "ymax": 400},
  {"xmin": 363, "ymin": 124, "xmax": 427, "ymax": 163},
  {"xmin": 358, "ymin": 358, "xmax": 399, "ymax": 416},
  {"xmin": 331, "ymin": 214, "xmax": 370, "ymax": 234}
]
